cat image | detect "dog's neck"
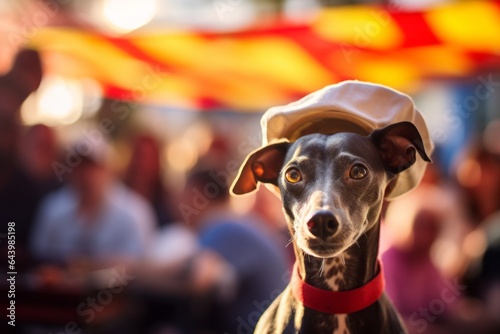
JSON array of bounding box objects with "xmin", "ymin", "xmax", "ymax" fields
[{"xmin": 294, "ymin": 222, "xmax": 380, "ymax": 292}]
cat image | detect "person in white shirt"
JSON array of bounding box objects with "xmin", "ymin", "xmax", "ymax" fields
[{"xmin": 30, "ymin": 136, "xmax": 156, "ymax": 267}]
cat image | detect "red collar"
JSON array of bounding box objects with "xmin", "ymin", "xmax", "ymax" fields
[{"xmin": 291, "ymin": 260, "xmax": 384, "ymax": 314}]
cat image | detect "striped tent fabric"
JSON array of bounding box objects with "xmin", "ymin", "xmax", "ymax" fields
[{"xmin": 27, "ymin": 0, "xmax": 500, "ymax": 111}]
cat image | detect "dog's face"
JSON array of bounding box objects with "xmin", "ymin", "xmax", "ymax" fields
[
  {"xmin": 276, "ymin": 133, "xmax": 389, "ymax": 257},
  {"xmin": 231, "ymin": 122, "xmax": 431, "ymax": 259}
]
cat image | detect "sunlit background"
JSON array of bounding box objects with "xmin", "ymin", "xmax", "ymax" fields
[
  {"xmin": 1, "ymin": 0, "xmax": 498, "ymax": 180},
  {"xmin": 1, "ymin": 0, "xmax": 500, "ymax": 333}
]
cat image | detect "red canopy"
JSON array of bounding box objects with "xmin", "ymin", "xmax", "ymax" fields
[{"xmin": 28, "ymin": 0, "xmax": 500, "ymax": 111}]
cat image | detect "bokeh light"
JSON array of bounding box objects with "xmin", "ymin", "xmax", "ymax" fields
[
  {"xmin": 21, "ymin": 76, "xmax": 103, "ymax": 126},
  {"xmin": 100, "ymin": 0, "xmax": 157, "ymax": 33}
]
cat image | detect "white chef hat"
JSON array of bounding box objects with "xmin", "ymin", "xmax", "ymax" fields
[{"xmin": 260, "ymin": 80, "xmax": 433, "ymax": 198}]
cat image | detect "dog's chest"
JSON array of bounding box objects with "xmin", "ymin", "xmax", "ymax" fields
[
  {"xmin": 334, "ymin": 314, "xmax": 350, "ymax": 334},
  {"xmin": 304, "ymin": 257, "xmax": 353, "ymax": 334},
  {"xmin": 324, "ymin": 258, "xmax": 351, "ymax": 334},
  {"xmin": 303, "ymin": 312, "xmax": 351, "ymax": 334},
  {"xmin": 322, "ymin": 256, "xmax": 349, "ymax": 290}
]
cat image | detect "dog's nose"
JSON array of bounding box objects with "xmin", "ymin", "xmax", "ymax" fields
[{"xmin": 307, "ymin": 210, "xmax": 339, "ymax": 239}]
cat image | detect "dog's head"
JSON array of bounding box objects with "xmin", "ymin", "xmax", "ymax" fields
[{"xmin": 231, "ymin": 121, "xmax": 431, "ymax": 258}]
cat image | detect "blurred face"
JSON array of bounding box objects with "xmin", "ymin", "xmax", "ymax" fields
[
  {"xmin": 478, "ymin": 158, "xmax": 500, "ymax": 197},
  {"xmin": 178, "ymin": 179, "xmax": 206, "ymax": 226},
  {"xmin": 134, "ymin": 140, "xmax": 160, "ymax": 176},
  {"xmin": 71, "ymin": 160, "xmax": 108, "ymax": 198},
  {"xmin": 411, "ymin": 210, "xmax": 440, "ymax": 252},
  {"xmin": 21, "ymin": 125, "xmax": 58, "ymax": 173}
]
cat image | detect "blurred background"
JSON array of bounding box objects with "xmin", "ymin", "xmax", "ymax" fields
[{"xmin": 0, "ymin": 0, "xmax": 500, "ymax": 333}]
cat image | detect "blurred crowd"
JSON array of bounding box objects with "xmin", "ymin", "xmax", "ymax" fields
[
  {"xmin": 0, "ymin": 49, "xmax": 291, "ymax": 334},
  {"xmin": 1, "ymin": 49, "xmax": 500, "ymax": 334}
]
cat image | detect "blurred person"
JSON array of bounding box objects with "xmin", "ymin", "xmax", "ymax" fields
[
  {"xmin": 382, "ymin": 166, "xmax": 472, "ymax": 278},
  {"xmin": 19, "ymin": 124, "xmax": 60, "ymax": 192},
  {"xmin": 459, "ymin": 210, "xmax": 500, "ymax": 334},
  {"xmin": 175, "ymin": 168, "xmax": 289, "ymax": 334},
  {"xmin": 472, "ymin": 211, "xmax": 500, "ymax": 333},
  {"xmin": 124, "ymin": 134, "xmax": 175, "ymax": 227},
  {"xmin": 382, "ymin": 184, "xmax": 468, "ymax": 334},
  {"xmin": 251, "ymin": 185, "xmax": 296, "ymax": 265},
  {"xmin": 0, "ymin": 49, "xmax": 43, "ymax": 268},
  {"xmin": 459, "ymin": 143, "xmax": 500, "ymax": 333},
  {"xmin": 456, "ymin": 145, "xmax": 500, "ymax": 227},
  {"xmin": 5, "ymin": 124, "xmax": 62, "ymax": 265},
  {"xmin": 0, "ymin": 49, "xmax": 43, "ymax": 118},
  {"xmin": 383, "ymin": 208, "xmax": 452, "ymax": 334},
  {"xmin": 29, "ymin": 135, "xmax": 156, "ymax": 268},
  {"xmin": 383, "ymin": 209, "xmax": 445, "ymax": 312},
  {"xmin": 130, "ymin": 131, "xmax": 288, "ymax": 333},
  {"xmin": 454, "ymin": 144, "xmax": 500, "ymax": 281}
]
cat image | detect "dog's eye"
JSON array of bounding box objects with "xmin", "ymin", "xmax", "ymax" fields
[
  {"xmin": 285, "ymin": 167, "xmax": 302, "ymax": 183},
  {"xmin": 350, "ymin": 164, "xmax": 368, "ymax": 179}
]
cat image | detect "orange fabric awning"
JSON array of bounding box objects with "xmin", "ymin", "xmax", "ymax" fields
[{"xmin": 27, "ymin": 0, "xmax": 500, "ymax": 111}]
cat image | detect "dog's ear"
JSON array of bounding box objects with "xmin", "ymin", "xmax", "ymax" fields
[
  {"xmin": 370, "ymin": 121, "xmax": 431, "ymax": 174},
  {"xmin": 230, "ymin": 140, "xmax": 290, "ymax": 196}
]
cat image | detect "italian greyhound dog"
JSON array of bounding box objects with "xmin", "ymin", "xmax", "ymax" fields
[{"xmin": 231, "ymin": 121, "xmax": 431, "ymax": 333}]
